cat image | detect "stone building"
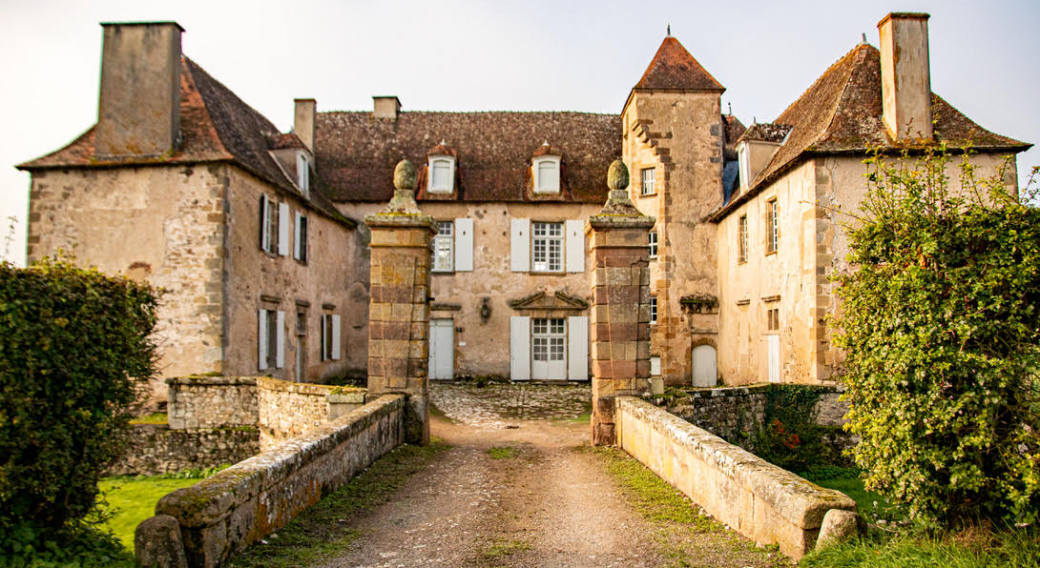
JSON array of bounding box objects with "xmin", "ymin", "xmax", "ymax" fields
[{"xmin": 19, "ymin": 13, "xmax": 1029, "ymax": 392}]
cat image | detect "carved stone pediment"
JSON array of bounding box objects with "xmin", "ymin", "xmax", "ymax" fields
[{"xmin": 508, "ymin": 290, "xmax": 588, "ymax": 312}]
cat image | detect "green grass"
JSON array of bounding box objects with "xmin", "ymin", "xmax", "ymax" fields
[
  {"xmin": 797, "ymin": 467, "xmax": 895, "ymax": 520},
  {"xmin": 128, "ymin": 412, "xmax": 167, "ymax": 425},
  {"xmin": 802, "ymin": 528, "xmax": 1040, "ymax": 568},
  {"xmin": 487, "ymin": 446, "xmax": 518, "ymax": 459},
  {"xmin": 428, "ymin": 401, "xmax": 455, "ymax": 424},
  {"xmin": 98, "ymin": 476, "xmax": 201, "ymax": 550},
  {"xmin": 227, "ymin": 439, "xmax": 450, "ymax": 568},
  {"xmin": 481, "ymin": 538, "xmax": 531, "ymax": 559}
]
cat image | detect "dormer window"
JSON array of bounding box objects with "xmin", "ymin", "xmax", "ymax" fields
[
  {"xmin": 428, "ymin": 156, "xmax": 456, "ymax": 193},
  {"xmin": 737, "ymin": 142, "xmax": 750, "ymax": 191},
  {"xmin": 533, "ymin": 156, "xmax": 561, "ymax": 194},
  {"xmin": 296, "ymin": 151, "xmax": 310, "ymax": 194}
]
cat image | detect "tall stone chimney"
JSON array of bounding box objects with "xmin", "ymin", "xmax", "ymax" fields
[
  {"xmin": 373, "ymin": 96, "xmax": 401, "ymax": 120},
  {"xmin": 294, "ymin": 98, "xmax": 316, "ymax": 152},
  {"xmin": 877, "ymin": 13, "xmax": 932, "ymax": 141},
  {"xmin": 95, "ymin": 22, "xmax": 184, "ymax": 158}
]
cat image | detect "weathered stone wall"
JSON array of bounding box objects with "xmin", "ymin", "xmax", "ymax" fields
[
  {"xmin": 167, "ymin": 376, "xmax": 258, "ymax": 430},
  {"xmin": 615, "ymin": 396, "xmax": 856, "ymax": 560},
  {"xmin": 148, "ymin": 394, "xmax": 406, "ymax": 568},
  {"xmin": 622, "ymin": 91, "xmax": 724, "ymax": 386},
  {"xmin": 105, "ymin": 424, "xmax": 259, "ymax": 477},
  {"xmin": 26, "ymin": 166, "xmax": 228, "ymax": 398},
  {"xmin": 223, "ymin": 168, "xmax": 365, "ymax": 383},
  {"xmin": 256, "ymin": 377, "xmax": 364, "ymax": 450}
]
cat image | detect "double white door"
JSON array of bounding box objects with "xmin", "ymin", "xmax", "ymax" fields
[{"xmin": 531, "ymin": 318, "xmax": 567, "ymax": 380}]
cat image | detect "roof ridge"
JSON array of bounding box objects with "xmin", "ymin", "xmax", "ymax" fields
[{"xmin": 318, "ymin": 109, "xmax": 620, "ymax": 117}]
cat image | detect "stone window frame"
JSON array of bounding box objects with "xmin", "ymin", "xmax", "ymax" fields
[
  {"xmin": 765, "ymin": 198, "xmax": 780, "ymax": 255},
  {"xmin": 640, "ymin": 167, "xmax": 656, "ymax": 196},
  {"xmin": 738, "ymin": 215, "xmax": 748, "ymax": 264},
  {"xmin": 531, "ymin": 221, "xmax": 565, "ymax": 273},
  {"xmin": 432, "ymin": 221, "xmax": 454, "ymax": 272},
  {"xmin": 428, "ymin": 156, "xmax": 456, "ymax": 193},
  {"xmin": 766, "ymin": 306, "xmax": 780, "ymax": 332}
]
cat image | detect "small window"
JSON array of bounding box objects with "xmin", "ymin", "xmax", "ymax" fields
[
  {"xmin": 260, "ymin": 195, "xmax": 280, "ymax": 254},
  {"xmin": 531, "ymin": 222, "xmax": 564, "ymax": 272},
  {"xmin": 767, "ymin": 307, "xmax": 780, "ymax": 331},
  {"xmin": 296, "ymin": 152, "xmax": 310, "ymax": 194},
  {"xmin": 641, "ymin": 167, "xmax": 655, "ymax": 195},
  {"xmin": 429, "ymin": 157, "xmax": 455, "ymax": 193},
  {"xmin": 294, "ymin": 213, "xmax": 309, "ymax": 263},
  {"xmin": 433, "ymin": 221, "xmax": 454, "ymax": 272},
  {"xmin": 320, "ymin": 313, "xmax": 341, "ymax": 361},
  {"xmin": 650, "ymin": 296, "xmax": 658, "ymax": 325},
  {"xmin": 295, "ymin": 310, "xmax": 307, "ymax": 382},
  {"xmin": 738, "ymin": 215, "xmax": 748, "ymax": 264},
  {"xmin": 648, "ymin": 231, "xmax": 658, "ymax": 258},
  {"xmin": 766, "ymin": 199, "xmax": 779, "ymax": 254},
  {"xmin": 265, "ymin": 310, "xmax": 278, "ymax": 368},
  {"xmin": 534, "ymin": 157, "xmax": 561, "ymax": 193}
]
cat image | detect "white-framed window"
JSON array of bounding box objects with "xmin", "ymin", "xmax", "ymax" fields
[
  {"xmin": 738, "ymin": 215, "xmax": 748, "ymax": 264},
  {"xmin": 641, "ymin": 167, "xmax": 655, "ymax": 195},
  {"xmin": 259, "ymin": 196, "xmax": 288, "ymax": 256},
  {"xmin": 532, "ymin": 318, "xmax": 566, "ymax": 365},
  {"xmin": 531, "ymin": 222, "xmax": 564, "ymax": 272},
  {"xmin": 648, "ymin": 231, "xmax": 658, "ymax": 258},
  {"xmin": 258, "ymin": 308, "xmax": 284, "ymax": 370},
  {"xmin": 433, "ymin": 221, "xmax": 454, "ymax": 272},
  {"xmin": 294, "ymin": 212, "xmax": 308, "ymax": 263},
  {"xmin": 428, "ymin": 156, "xmax": 455, "ymax": 193},
  {"xmin": 296, "ymin": 151, "xmax": 310, "ymax": 194},
  {"xmin": 650, "ymin": 355, "xmax": 661, "ymax": 376},
  {"xmin": 766, "ymin": 199, "xmax": 779, "ymax": 254},
  {"xmin": 533, "ymin": 156, "xmax": 561, "ymax": 193},
  {"xmin": 738, "ymin": 142, "xmax": 751, "ymax": 190},
  {"xmin": 320, "ymin": 313, "xmax": 341, "ymax": 361},
  {"xmin": 650, "ymin": 296, "xmax": 657, "ymax": 325}
]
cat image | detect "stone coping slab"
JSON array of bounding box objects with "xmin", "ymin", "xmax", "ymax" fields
[{"xmin": 167, "ymin": 376, "xmax": 258, "ymax": 387}]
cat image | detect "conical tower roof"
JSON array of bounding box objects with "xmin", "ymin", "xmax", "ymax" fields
[{"xmin": 633, "ymin": 36, "xmax": 725, "ymax": 92}]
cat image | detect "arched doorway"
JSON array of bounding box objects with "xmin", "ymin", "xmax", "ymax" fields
[{"xmin": 691, "ymin": 344, "xmax": 717, "ymax": 387}]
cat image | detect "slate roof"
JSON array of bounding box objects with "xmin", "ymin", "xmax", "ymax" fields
[
  {"xmin": 18, "ymin": 58, "xmax": 353, "ymax": 227},
  {"xmin": 314, "ymin": 111, "xmax": 621, "ymax": 203},
  {"xmin": 709, "ymin": 42, "xmax": 1030, "ymax": 222},
  {"xmin": 633, "ymin": 37, "xmax": 725, "ymax": 92},
  {"xmin": 738, "ymin": 123, "xmax": 792, "ymax": 144}
]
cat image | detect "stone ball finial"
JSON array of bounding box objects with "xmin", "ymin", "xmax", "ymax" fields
[
  {"xmin": 607, "ymin": 160, "xmax": 629, "ymax": 190},
  {"xmin": 393, "ymin": 160, "xmax": 416, "ymax": 190}
]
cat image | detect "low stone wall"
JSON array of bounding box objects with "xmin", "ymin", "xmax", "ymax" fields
[
  {"xmin": 615, "ymin": 396, "xmax": 857, "ymax": 559},
  {"xmin": 256, "ymin": 377, "xmax": 365, "ymax": 450},
  {"xmin": 167, "ymin": 376, "xmax": 258, "ymax": 430},
  {"xmin": 106, "ymin": 424, "xmax": 259, "ymax": 476},
  {"xmin": 144, "ymin": 394, "xmax": 406, "ymax": 568}
]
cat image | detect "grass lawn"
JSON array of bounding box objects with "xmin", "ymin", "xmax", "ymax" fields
[
  {"xmin": 98, "ymin": 476, "xmax": 201, "ymax": 551},
  {"xmin": 801, "ymin": 528, "xmax": 1040, "ymax": 568}
]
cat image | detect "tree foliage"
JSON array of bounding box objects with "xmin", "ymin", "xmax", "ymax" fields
[
  {"xmin": 835, "ymin": 150, "xmax": 1040, "ymax": 529},
  {"xmin": 0, "ymin": 257, "xmax": 158, "ymax": 556}
]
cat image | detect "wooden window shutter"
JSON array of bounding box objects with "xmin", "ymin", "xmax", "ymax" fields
[
  {"xmin": 510, "ymin": 218, "xmax": 530, "ymax": 272},
  {"xmin": 331, "ymin": 315, "xmax": 341, "ymax": 360},
  {"xmin": 454, "ymin": 218, "xmax": 474, "ymax": 272},
  {"xmin": 258, "ymin": 308, "xmax": 268, "ymax": 370},
  {"xmin": 565, "ymin": 220, "xmax": 584, "ymax": 273},
  {"xmin": 567, "ymin": 316, "xmax": 588, "ymax": 381},
  {"xmin": 509, "ymin": 316, "xmax": 531, "ymax": 381}
]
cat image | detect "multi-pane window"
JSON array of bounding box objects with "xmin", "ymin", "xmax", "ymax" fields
[
  {"xmin": 738, "ymin": 215, "xmax": 748, "ymax": 263},
  {"xmin": 433, "ymin": 221, "xmax": 454, "ymax": 272},
  {"xmin": 766, "ymin": 199, "xmax": 779, "ymax": 254},
  {"xmin": 641, "ymin": 167, "xmax": 655, "ymax": 195},
  {"xmin": 260, "ymin": 195, "xmax": 279, "ymax": 254},
  {"xmin": 767, "ymin": 307, "xmax": 780, "ymax": 331},
  {"xmin": 532, "ymin": 222, "xmax": 564, "ymax": 272},
  {"xmin": 650, "ymin": 296, "xmax": 658, "ymax": 324},
  {"xmin": 648, "ymin": 231, "xmax": 658, "ymax": 258},
  {"xmin": 532, "ymin": 318, "xmax": 566, "ymax": 363}
]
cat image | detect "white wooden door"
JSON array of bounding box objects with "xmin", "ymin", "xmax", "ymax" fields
[
  {"xmin": 767, "ymin": 335, "xmax": 780, "ymax": 383},
  {"xmin": 691, "ymin": 344, "xmax": 717, "ymax": 387},
  {"xmin": 428, "ymin": 319, "xmax": 454, "ymax": 380},
  {"xmin": 532, "ymin": 318, "xmax": 567, "ymax": 380}
]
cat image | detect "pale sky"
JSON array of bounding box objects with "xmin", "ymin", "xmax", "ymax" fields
[{"xmin": 2, "ymin": 0, "xmax": 1037, "ymax": 264}]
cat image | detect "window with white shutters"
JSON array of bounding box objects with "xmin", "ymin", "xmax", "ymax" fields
[
  {"xmin": 532, "ymin": 222, "xmax": 563, "ymax": 272},
  {"xmin": 321, "ymin": 313, "xmax": 341, "ymax": 361},
  {"xmin": 258, "ymin": 309, "xmax": 283, "ymax": 370},
  {"xmin": 260, "ymin": 195, "xmax": 279, "ymax": 254},
  {"xmin": 532, "ymin": 318, "xmax": 566, "ymax": 364},
  {"xmin": 294, "ymin": 213, "xmax": 309, "ymax": 263},
  {"xmin": 432, "ymin": 221, "xmax": 454, "ymax": 272}
]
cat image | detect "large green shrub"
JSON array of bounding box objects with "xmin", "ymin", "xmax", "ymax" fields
[
  {"xmin": 0, "ymin": 257, "xmax": 158, "ymax": 555},
  {"xmin": 835, "ymin": 151, "xmax": 1040, "ymax": 528}
]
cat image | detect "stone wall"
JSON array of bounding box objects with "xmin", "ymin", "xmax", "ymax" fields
[
  {"xmin": 167, "ymin": 376, "xmax": 258, "ymax": 430},
  {"xmin": 105, "ymin": 424, "xmax": 259, "ymax": 477},
  {"xmin": 256, "ymin": 377, "xmax": 364, "ymax": 450},
  {"xmin": 146, "ymin": 394, "xmax": 406, "ymax": 568},
  {"xmin": 615, "ymin": 396, "xmax": 857, "ymax": 560}
]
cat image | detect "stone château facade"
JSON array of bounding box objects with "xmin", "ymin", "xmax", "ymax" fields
[{"xmin": 19, "ymin": 13, "xmax": 1029, "ymax": 395}]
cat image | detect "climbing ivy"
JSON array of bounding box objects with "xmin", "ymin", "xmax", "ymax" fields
[{"xmin": 835, "ymin": 149, "xmax": 1040, "ymax": 529}]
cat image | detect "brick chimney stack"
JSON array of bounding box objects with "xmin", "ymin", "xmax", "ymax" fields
[
  {"xmin": 294, "ymin": 98, "xmax": 316, "ymax": 152},
  {"xmin": 878, "ymin": 13, "xmax": 932, "ymax": 141}
]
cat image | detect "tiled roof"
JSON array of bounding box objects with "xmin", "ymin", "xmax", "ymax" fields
[
  {"xmin": 709, "ymin": 43, "xmax": 1030, "ymax": 221},
  {"xmin": 738, "ymin": 123, "xmax": 792, "ymax": 144},
  {"xmin": 314, "ymin": 111, "xmax": 620, "ymax": 203},
  {"xmin": 722, "ymin": 114, "xmax": 747, "ymax": 160},
  {"xmin": 18, "ymin": 58, "xmax": 353, "ymax": 227},
  {"xmin": 633, "ymin": 37, "xmax": 725, "ymax": 92}
]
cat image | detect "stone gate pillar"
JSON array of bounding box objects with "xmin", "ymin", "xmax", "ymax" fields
[
  {"xmin": 365, "ymin": 160, "xmax": 436, "ymax": 445},
  {"xmin": 587, "ymin": 160, "xmax": 655, "ymax": 446}
]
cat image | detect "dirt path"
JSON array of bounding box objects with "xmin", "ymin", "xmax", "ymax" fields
[{"xmin": 312, "ymin": 384, "xmax": 785, "ymax": 568}]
